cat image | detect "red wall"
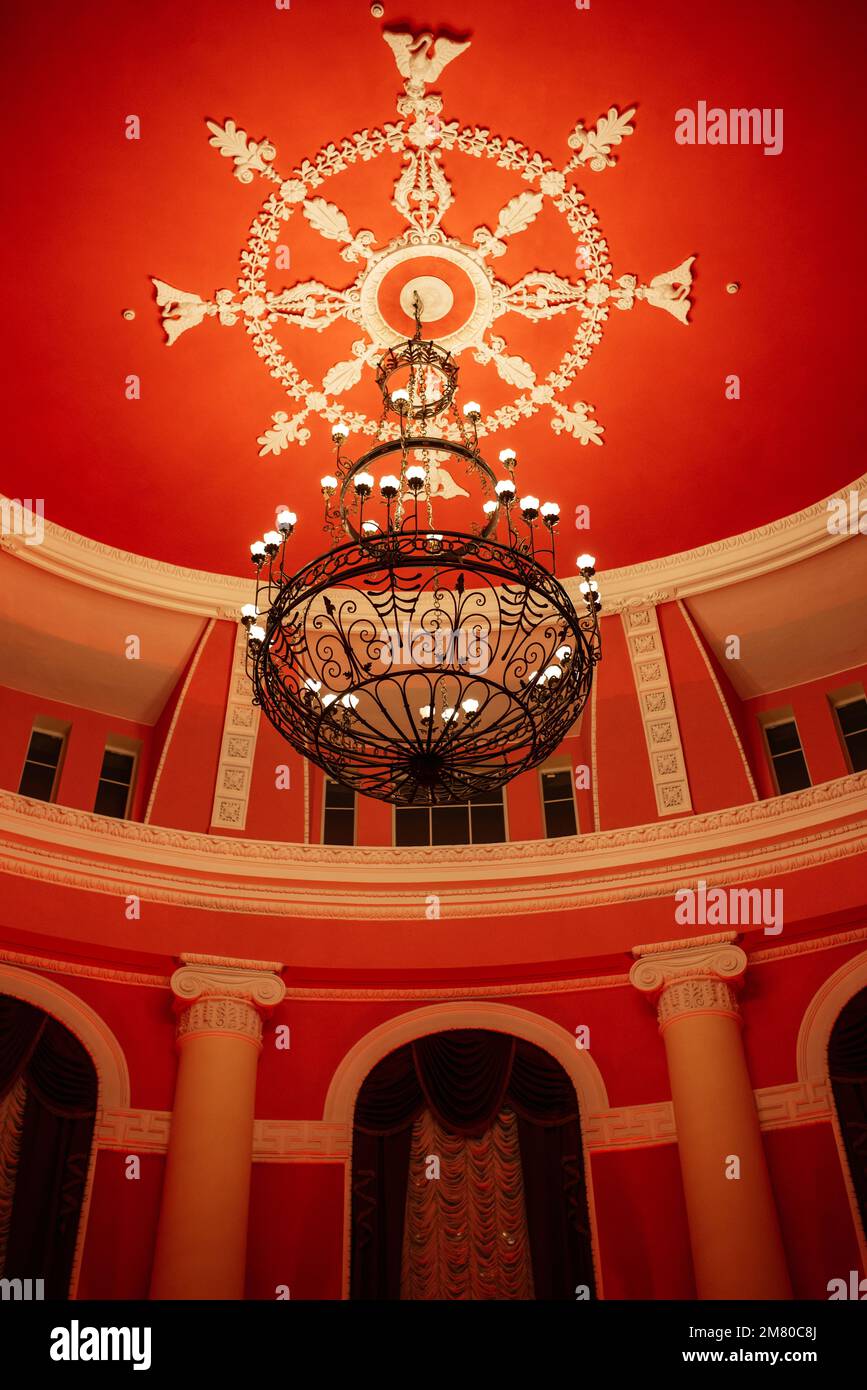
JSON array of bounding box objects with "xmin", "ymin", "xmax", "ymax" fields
[
  {"xmin": 657, "ymin": 601, "xmax": 755, "ymax": 812},
  {"xmin": 742, "ymin": 663, "xmax": 867, "ymax": 799},
  {"xmin": 0, "ymin": 685, "xmax": 154, "ymax": 821}
]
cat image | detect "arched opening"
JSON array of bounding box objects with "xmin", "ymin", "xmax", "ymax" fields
[
  {"xmin": 829, "ymin": 986, "xmax": 867, "ymax": 1236},
  {"xmin": 349, "ymin": 1028, "xmax": 596, "ymax": 1300},
  {"xmin": 0, "ymin": 994, "xmax": 98, "ymax": 1297}
]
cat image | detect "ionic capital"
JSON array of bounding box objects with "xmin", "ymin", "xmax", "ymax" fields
[
  {"xmin": 170, "ymin": 954, "xmax": 286, "ymax": 1047},
  {"xmin": 629, "ymin": 934, "xmax": 747, "ymax": 1029}
]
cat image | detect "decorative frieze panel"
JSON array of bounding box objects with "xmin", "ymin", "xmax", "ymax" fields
[
  {"xmin": 253, "ymin": 1120, "xmax": 352, "ymax": 1160},
  {"xmin": 621, "ymin": 605, "xmax": 692, "ymax": 817},
  {"xmin": 96, "ymin": 1108, "xmax": 172, "ymax": 1151},
  {"xmin": 584, "ymin": 1101, "xmax": 676, "ymax": 1150},
  {"xmin": 210, "ymin": 623, "xmax": 261, "ymax": 830}
]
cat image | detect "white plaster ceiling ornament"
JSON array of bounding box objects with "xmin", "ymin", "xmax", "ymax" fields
[{"xmin": 152, "ymin": 29, "xmax": 695, "ymax": 457}]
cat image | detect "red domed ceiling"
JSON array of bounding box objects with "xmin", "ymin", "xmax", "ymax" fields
[{"xmin": 4, "ymin": 0, "xmax": 864, "ymax": 576}]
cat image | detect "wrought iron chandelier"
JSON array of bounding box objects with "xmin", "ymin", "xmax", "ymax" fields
[{"xmin": 242, "ymin": 296, "xmax": 602, "ymax": 806}]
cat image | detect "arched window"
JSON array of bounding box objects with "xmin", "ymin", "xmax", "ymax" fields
[
  {"xmin": 350, "ymin": 1029, "xmax": 595, "ymax": 1300},
  {"xmin": 0, "ymin": 995, "xmax": 98, "ymax": 1298},
  {"xmin": 828, "ymin": 985, "xmax": 867, "ymax": 1233}
]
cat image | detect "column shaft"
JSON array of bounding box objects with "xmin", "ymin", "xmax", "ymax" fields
[
  {"xmin": 631, "ymin": 939, "xmax": 792, "ymax": 1300},
  {"xmin": 149, "ymin": 958, "xmax": 285, "ymax": 1301}
]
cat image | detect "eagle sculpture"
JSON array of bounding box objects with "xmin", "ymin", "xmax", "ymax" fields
[{"xmin": 383, "ymin": 31, "xmax": 471, "ymax": 94}]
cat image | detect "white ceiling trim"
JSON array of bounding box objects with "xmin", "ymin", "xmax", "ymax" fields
[{"xmin": 1, "ymin": 472, "xmax": 864, "ymax": 619}]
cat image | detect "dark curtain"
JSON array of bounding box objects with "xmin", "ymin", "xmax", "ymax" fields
[
  {"xmin": 0, "ymin": 995, "xmax": 97, "ymax": 1298},
  {"xmin": 350, "ymin": 1029, "xmax": 595, "ymax": 1300},
  {"xmin": 829, "ymin": 986, "xmax": 867, "ymax": 1234}
]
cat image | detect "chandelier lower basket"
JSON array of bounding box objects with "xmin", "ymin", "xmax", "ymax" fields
[{"xmin": 249, "ymin": 531, "xmax": 600, "ymax": 806}]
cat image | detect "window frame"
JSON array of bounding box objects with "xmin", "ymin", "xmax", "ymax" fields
[
  {"xmin": 760, "ymin": 710, "xmax": 812, "ymax": 795},
  {"xmin": 321, "ymin": 775, "xmax": 357, "ymax": 846},
  {"xmin": 829, "ymin": 686, "xmax": 867, "ymax": 774},
  {"xmin": 18, "ymin": 719, "xmax": 70, "ymax": 804},
  {"xmin": 538, "ymin": 761, "xmax": 579, "ymax": 839},
  {"xmin": 392, "ymin": 786, "xmax": 508, "ymax": 847},
  {"xmin": 93, "ymin": 737, "xmax": 140, "ymax": 820}
]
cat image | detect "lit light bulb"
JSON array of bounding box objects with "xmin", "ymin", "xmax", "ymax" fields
[
  {"xmin": 499, "ymin": 448, "xmax": 517, "ymax": 465},
  {"xmin": 276, "ymin": 508, "xmax": 296, "ymax": 530},
  {"xmin": 483, "ymin": 500, "xmax": 499, "ymax": 515},
  {"xmin": 263, "ymin": 530, "xmax": 283, "ymax": 549},
  {"xmin": 461, "ymin": 698, "xmax": 480, "ymax": 715},
  {"xmin": 541, "ymin": 502, "xmax": 560, "ymax": 520},
  {"xmin": 391, "ymin": 388, "xmax": 410, "ymax": 407},
  {"xmin": 331, "ymin": 422, "xmax": 349, "ymax": 442},
  {"xmin": 495, "ymin": 479, "xmax": 516, "ymax": 498},
  {"xmin": 579, "ymin": 580, "xmax": 600, "ymax": 594},
  {"xmin": 304, "ymin": 677, "xmax": 321, "ymax": 693},
  {"xmin": 340, "ymin": 693, "xmax": 359, "ymax": 710},
  {"xmin": 577, "ymin": 553, "xmax": 596, "ymax": 571},
  {"xmin": 379, "ymin": 474, "xmax": 400, "ymax": 496},
  {"xmin": 362, "ymin": 520, "xmax": 379, "ymax": 534},
  {"xmin": 419, "ymin": 705, "xmax": 432, "ymax": 720},
  {"xmin": 354, "ymin": 471, "xmax": 374, "ymax": 493},
  {"xmin": 463, "ymin": 401, "xmax": 481, "ymax": 417},
  {"xmin": 542, "ymin": 663, "xmax": 563, "ymax": 683},
  {"xmin": 321, "ymin": 692, "xmax": 338, "ymax": 708},
  {"xmin": 519, "ymin": 495, "xmax": 540, "ymax": 515},
  {"xmin": 556, "ymin": 644, "xmax": 572, "ymax": 662},
  {"xmin": 442, "ymin": 706, "xmax": 458, "ymax": 722},
  {"xmin": 241, "ymin": 603, "xmax": 258, "ymax": 620},
  {"xmin": 406, "ymin": 464, "xmax": 426, "ymax": 488},
  {"xmin": 250, "ymin": 540, "xmax": 266, "ymax": 558},
  {"xmin": 248, "ymin": 624, "xmax": 265, "ymax": 644},
  {"xmin": 320, "ymin": 475, "xmax": 338, "ymax": 493}
]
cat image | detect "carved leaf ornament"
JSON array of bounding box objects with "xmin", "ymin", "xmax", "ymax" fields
[{"xmin": 154, "ymin": 35, "xmax": 694, "ymax": 458}]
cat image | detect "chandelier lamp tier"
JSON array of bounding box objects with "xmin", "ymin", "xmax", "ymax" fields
[{"xmin": 243, "ymin": 296, "xmax": 603, "ymax": 806}]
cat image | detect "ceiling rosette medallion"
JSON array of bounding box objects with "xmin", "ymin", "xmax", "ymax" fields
[{"xmin": 153, "ymin": 29, "xmax": 695, "ymax": 457}]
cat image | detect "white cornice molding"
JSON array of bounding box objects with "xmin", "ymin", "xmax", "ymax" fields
[
  {"xmin": 2, "ymin": 473, "xmax": 864, "ymax": 617},
  {"xmin": 1, "ymin": 775, "xmax": 864, "ymax": 881},
  {"xmin": 0, "ymin": 776, "xmax": 865, "ymax": 917},
  {"xmin": 583, "ymin": 472, "xmax": 867, "ymax": 612}
]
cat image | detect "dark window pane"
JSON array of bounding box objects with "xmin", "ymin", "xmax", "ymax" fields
[
  {"xmin": 325, "ymin": 778, "xmax": 355, "ymax": 809},
  {"xmin": 100, "ymin": 749, "xmax": 135, "ymax": 783},
  {"xmin": 773, "ymin": 750, "xmax": 811, "ymax": 794},
  {"xmin": 542, "ymin": 770, "xmax": 573, "ymax": 802},
  {"xmin": 470, "ymin": 802, "xmax": 505, "ymax": 843},
  {"xmin": 469, "ymin": 788, "xmax": 503, "ymax": 807},
  {"xmin": 19, "ymin": 760, "xmax": 57, "ymax": 801},
  {"xmin": 844, "ymin": 729, "xmax": 867, "ymax": 773},
  {"xmin": 837, "ymin": 699, "xmax": 867, "ymax": 737},
  {"xmin": 544, "ymin": 797, "xmax": 577, "ymax": 838},
  {"xmin": 94, "ymin": 778, "xmax": 130, "ymax": 818},
  {"xmin": 766, "ymin": 721, "xmax": 801, "ymax": 756},
  {"xmin": 27, "ymin": 730, "xmax": 63, "ymax": 767},
  {"xmin": 395, "ymin": 807, "xmax": 429, "ymax": 847},
  {"xmin": 323, "ymin": 808, "xmax": 354, "ymax": 845},
  {"xmin": 431, "ymin": 805, "xmax": 470, "ymax": 845}
]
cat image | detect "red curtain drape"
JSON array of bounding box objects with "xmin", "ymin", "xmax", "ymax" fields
[
  {"xmin": 0, "ymin": 995, "xmax": 97, "ymax": 1297},
  {"xmin": 350, "ymin": 1029, "xmax": 595, "ymax": 1300}
]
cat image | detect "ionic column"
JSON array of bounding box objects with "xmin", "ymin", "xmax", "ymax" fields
[
  {"xmin": 149, "ymin": 955, "xmax": 285, "ymax": 1300},
  {"xmin": 630, "ymin": 936, "xmax": 791, "ymax": 1300}
]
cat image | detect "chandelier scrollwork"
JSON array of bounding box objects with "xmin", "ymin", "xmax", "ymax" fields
[{"xmin": 243, "ymin": 297, "xmax": 602, "ymax": 806}]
